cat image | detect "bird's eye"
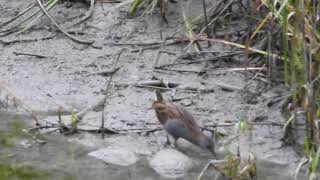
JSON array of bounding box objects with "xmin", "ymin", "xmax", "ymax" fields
[{"xmin": 155, "ymin": 105, "xmax": 167, "ymax": 111}]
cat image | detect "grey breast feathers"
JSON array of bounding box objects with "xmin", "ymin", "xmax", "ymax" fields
[
  {"xmin": 164, "ymin": 104, "xmax": 202, "ymax": 141},
  {"xmin": 174, "ymin": 105, "xmax": 201, "ymax": 134}
]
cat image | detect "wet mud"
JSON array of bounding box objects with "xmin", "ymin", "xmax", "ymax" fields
[{"xmin": 0, "ymin": 0, "xmax": 305, "ymax": 179}]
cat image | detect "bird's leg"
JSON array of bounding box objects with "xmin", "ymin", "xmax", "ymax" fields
[
  {"xmin": 173, "ymin": 138, "xmax": 189, "ymax": 154},
  {"xmin": 165, "ymin": 135, "xmax": 171, "ymax": 146},
  {"xmin": 174, "ymin": 138, "xmax": 178, "ymax": 147}
]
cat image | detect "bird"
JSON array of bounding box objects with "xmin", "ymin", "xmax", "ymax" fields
[{"xmin": 152, "ymin": 90, "xmax": 215, "ymax": 155}]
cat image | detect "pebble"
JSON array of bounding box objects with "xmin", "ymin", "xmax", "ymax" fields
[{"xmin": 149, "ymin": 149, "xmax": 193, "ymax": 178}]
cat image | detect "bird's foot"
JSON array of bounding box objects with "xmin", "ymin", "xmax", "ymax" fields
[
  {"xmin": 174, "ymin": 140, "xmax": 178, "ymax": 148},
  {"xmin": 163, "ymin": 135, "xmax": 171, "ymax": 148}
]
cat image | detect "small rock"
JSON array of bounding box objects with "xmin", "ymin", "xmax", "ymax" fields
[
  {"xmin": 35, "ymin": 139, "xmax": 47, "ymax": 145},
  {"xmin": 253, "ymin": 115, "xmax": 268, "ymax": 122},
  {"xmin": 180, "ymin": 99, "xmax": 193, "ymax": 106},
  {"xmin": 149, "ymin": 149, "xmax": 193, "ymax": 178},
  {"xmin": 17, "ymin": 139, "xmax": 32, "ymax": 148}
]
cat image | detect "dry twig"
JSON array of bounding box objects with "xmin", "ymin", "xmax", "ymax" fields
[
  {"xmin": 36, "ymin": 0, "xmax": 94, "ymax": 45},
  {"xmin": 13, "ymin": 51, "xmax": 49, "ymax": 58},
  {"xmin": 100, "ymin": 50, "xmax": 122, "ymax": 138}
]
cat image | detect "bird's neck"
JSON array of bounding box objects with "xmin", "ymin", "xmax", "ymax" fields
[{"xmin": 155, "ymin": 111, "xmax": 168, "ymax": 124}]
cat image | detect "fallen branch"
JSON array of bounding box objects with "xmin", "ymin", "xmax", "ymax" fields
[
  {"xmin": 97, "ymin": 0, "xmax": 121, "ymax": 2},
  {"xmin": 134, "ymin": 80, "xmax": 180, "ymax": 88},
  {"xmin": 132, "ymin": 83, "xmax": 215, "ymax": 93},
  {"xmin": 0, "ymin": 34, "xmax": 56, "ymax": 45},
  {"xmin": 197, "ymin": 160, "xmax": 228, "ymax": 180},
  {"xmin": 155, "ymin": 67, "xmax": 206, "ymax": 74},
  {"xmin": 0, "ymin": 3, "xmax": 37, "ymax": 29},
  {"xmin": 197, "ymin": 160, "xmax": 214, "ymax": 180},
  {"xmin": 214, "ymin": 67, "xmax": 266, "ymax": 72},
  {"xmin": 197, "ymin": 37, "xmax": 281, "ymax": 59},
  {"xmin": 294, "ymin": 157, "xmax": 308, "ymax": 178},
  {"xmin": 13, "ymin": 51, "xmax": 49, "ymax": 58},
  {"xmin": 107, "ymin": 38, "xmax": 188, "ymax": 48},
  {"xmin": 86, "ymin": 66, "xmax": 121, "ymax": 76},
  {"xmin": 133, "ymin": 84, "xmax": 176, "ymax": 91},
  {"xmin": 36, "ymin": 0, "xmax": 94, "ymax": 45},
  {"xmin": 0, "ymin": 1, "xmax": 54, "ymax": 36},
  {"xmin": 215, "ymin": 82, "xmax": 243, "ymax": 92},
  {"xmin": 78, "ymin": 127, "xmax": 118, "ymax": 134},
  {"xmin": 28, "ymin": 124, "xmax": 58, "ymax": 131},
  {"xmin": 157, "ymin": 51, "xmax": 245, "ymax": 68},
  {"xmin": 100, "ymin": 51, "xmax": 122, "ymax": 138},
  {"xmin": 32, "ymin": 122, "xmax": 163, "ymax": 135},
  {"xmin": 204, "ymin": 121, "xmax": 285, "ymax": 128},
  {"xmin": 36, "ymin": 124, "xmax": 119, "ymax": 135},
  {"xmin": 113, "ymin": 127, "xmax": 163, "ymax": 135}
]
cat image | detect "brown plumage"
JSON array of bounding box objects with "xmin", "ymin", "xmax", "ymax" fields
[{"xmin": 152, "ymin": 90, "xmax": 215, "ymax": 155}]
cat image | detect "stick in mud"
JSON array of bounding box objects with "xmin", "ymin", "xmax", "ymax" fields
[
  {"xmin": 101, "ymin": 50, "xmax": 122, "ymax": 139},
  {"xmin": 158, "ymin": 51, "xmax": 245, "ymax": 68},
  {"xmin": 13, "ymin": 51, "xmax": 49, "ymax": 59},
  {"xmin": 36, "ymin": 0, "xmax": 94, "ymax": 45}
]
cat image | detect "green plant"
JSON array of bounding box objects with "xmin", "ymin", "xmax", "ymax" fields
[
  {"xmin": 0, "ymin": 164, "xmax": 49, "ymax": 180},
  {"xmin": 70, "ymin": 110, "xmax": 78, "ymax": 131},
  {"xmin": 0, "ymin": 0, "xmax": 59, "ymax": 36},
  {"xmin": 128, "ymin": 0, "xmax": 169, "ymax": 23},
  {"xmin": 0, "ymin": 120, "xmax": 24, "ymax": 147},
  {"xmin": 254, "ymin": 0, "xmax": 319, "ymax": 178}
]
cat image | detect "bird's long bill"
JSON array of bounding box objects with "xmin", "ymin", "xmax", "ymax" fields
[{"xmin": 155, "ymin": 89, "xmax": 164, "ymax": 102}]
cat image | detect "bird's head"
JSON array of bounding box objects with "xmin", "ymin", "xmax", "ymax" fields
[
  {"xmin": 198, "ymin": 134, "xmax": 215, "ymax": 156},
  {"xmin": 151, "ymin": 101, "xmax": 167, "ymax": 112}
]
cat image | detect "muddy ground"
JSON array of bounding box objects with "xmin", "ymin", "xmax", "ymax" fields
[{"xmin": 0, "ymin": 0, "xmax": 306, "ymax": 179}]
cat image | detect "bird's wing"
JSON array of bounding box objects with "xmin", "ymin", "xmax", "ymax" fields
[
  {"xmin": 168, "ymin": 104, "xmax": 201, "ymax": 134},
  {"xmin": 152, "ymin": 102, "xmax": 169, "ymax": 124}
]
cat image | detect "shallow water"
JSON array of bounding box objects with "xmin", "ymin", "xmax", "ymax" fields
[{"xmin": 0, "ymin": 113, "xmax": 302, "ymax": 180}]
